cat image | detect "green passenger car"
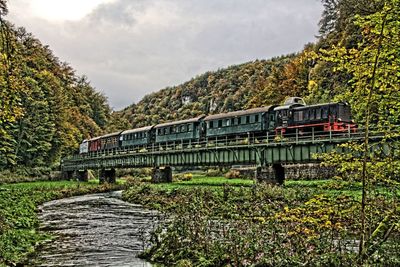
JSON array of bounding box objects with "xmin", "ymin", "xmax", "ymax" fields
[
  {"xmin": 155, "ymin": 116, "xmax": 204, "ymax": 144},
  {"xmin": 204, "ymin": 106, "xmax": 276, "ymax": 138},
  {"xmin": 120, "ymin": 126, "xmax": 154, "ymax": 148}
]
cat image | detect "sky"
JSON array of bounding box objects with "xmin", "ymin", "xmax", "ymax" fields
[{"xmin": 6, "ymin": 0, "xmax": 324, "ymax": 110}]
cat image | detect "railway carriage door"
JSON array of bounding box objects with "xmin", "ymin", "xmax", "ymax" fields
[{"xmin": 268, "ymin": 113, "xmax": 275, "ymax": 130}]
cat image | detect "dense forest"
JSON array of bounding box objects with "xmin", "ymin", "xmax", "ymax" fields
[
  {"xmin": 1, "ymin": 0, "xmax": 399, "ymax": 174},
  {"xmin": 0, "ymin": 1, "xmax": 112, "ymax": 174}
]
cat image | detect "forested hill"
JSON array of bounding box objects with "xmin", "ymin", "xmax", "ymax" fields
[
  {"xmin": 0, "ymin": 3, "xmax": 112, "ymax": 172},
  {"xmin": 116, "ymin": 0, "xmax": 384, "ymax": 129},
  {"xmin": 117, "ymin": 54, "xmax": 307, "ymax": 128}
]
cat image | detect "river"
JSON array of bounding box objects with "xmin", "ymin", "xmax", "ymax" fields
[{"xmin": 30, "ymin": 191, "xmax": 158, "ymax": 266}]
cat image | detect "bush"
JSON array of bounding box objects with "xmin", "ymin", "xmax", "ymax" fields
[
  {"xmin": 173, "ymin": 173, "xmax": 193, "ymax": 182},
  {"xmin": 117, "ymin": 168, "xmax": 152, "ymax": 178},
  {"xmin": 225, "ymin": 170, "xmax": 241, "ymax": 179},
  {"xmin": 205, "ymin": 169, "xmax": 223, "ymax": 177}
]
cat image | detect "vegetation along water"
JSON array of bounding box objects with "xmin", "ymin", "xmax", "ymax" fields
[{"xmin": 122, "ymin": 175, "xmax": 400, "ymax": 266}]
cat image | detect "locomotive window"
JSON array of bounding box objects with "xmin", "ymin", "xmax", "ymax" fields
[
  {"xmin": 299, "ymin": 111, "xmax": 304, "ymax": 121},
  {"xmin": 310, "ymin": 109, "xmax": 315, "ymax": 120},
  {"xmin": 304, "ymin": 110, "xmax": 309, "ymax": 121},
  {"xmin": 316, "ymin": 109, "xmax": 321, "ymax": 120},
  {"xmin": 246, "ymin": 116, "xmax": 250, "ymax": 124},
  {"xmin": 338, "ymin": 104, "xmax": 351, "ymax": 121},
  {"xmin": 322, "ymin": 108, "xmax": 328, "ymax": 119},
  {"xmin": 294, "ymin": 111, "xmax": 299, "ymax": 122},
  {"xmin": 218, "ymin": 120, "xmax": 222, "ymax": 127}
]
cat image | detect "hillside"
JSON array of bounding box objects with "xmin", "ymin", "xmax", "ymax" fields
[
  {"xmin": 115, "ymin": 0, "xmax": 384, "ymax": 130},
  {"xmin": 116, "ymin": 54, "xmax": 308, "ymax": 128},
  {"xmin": 0, "ymin": 15, "xmax": 112, "ymax": 172}
]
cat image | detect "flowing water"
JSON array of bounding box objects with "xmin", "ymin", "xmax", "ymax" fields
[{"xmin": 30, "ymin": 191, "xmax": 158, "ymax": 267}]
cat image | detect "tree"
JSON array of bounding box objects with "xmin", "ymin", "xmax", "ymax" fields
[{"xmin": 319, "ymin": 0, "xmax": 400, "ymax": 262}]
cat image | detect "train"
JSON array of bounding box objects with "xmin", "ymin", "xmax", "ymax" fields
[{"xmin": 79, "ymin": 97, "xmax": 357, "ymax": 154}]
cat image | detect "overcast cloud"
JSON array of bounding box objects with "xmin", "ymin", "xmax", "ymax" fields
[{"xmin": 7, "ymin": 0, "xmax": 323, "ymax": 110}]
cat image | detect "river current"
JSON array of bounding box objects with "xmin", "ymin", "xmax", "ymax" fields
[{"xmin": 30, "ymin": 191, "xmax": 158, "ymax": 267}]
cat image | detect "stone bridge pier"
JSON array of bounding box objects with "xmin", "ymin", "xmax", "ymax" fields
[
  {"xmin": 151, "ymin": 166, "xmax": 172, "ymax": 183},
  {"xmin": 76, "ymin": 170, "xmax": 89, "ymax": 182},
  {"xmin": 255, "ymin": 163, "xmax": 285, "ymax": 185},
  {"xmin": 99, "ymin": 168, "xmax": 116, "ymax": 184}
]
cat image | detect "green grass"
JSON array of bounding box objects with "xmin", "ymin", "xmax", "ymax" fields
[
  {"xmin": 141, "ymin": 175, "xmax": 398, "ymax": 200},
  {"xmin": 1, "ymin": 180, "xmax": 95, "ymax": 189},
  {"xmin": 149, "ymin": 176, "xmax": 254, "ymax": 191}
]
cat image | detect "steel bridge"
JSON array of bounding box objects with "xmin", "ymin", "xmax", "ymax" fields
[{"xmin": 61, "ymin": 128, "xmax": 394, "ymax": 183}]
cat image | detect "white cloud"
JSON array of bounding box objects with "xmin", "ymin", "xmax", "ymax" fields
[
  {"xmin": 12, "ymin": 0, "xmax": 116, "ymax": 21},
  {"xmin": 6, "ymin": 0, "xmax": 324, "ymax": 110}
]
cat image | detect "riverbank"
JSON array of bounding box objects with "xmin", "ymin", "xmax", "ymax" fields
[
  {"xmin": 0, "ymin": 180, "xmax": 124, "ymax": 266},
  {"xmin": 122, "ymin": 176, "xmax": 400, "ymax": 266}
]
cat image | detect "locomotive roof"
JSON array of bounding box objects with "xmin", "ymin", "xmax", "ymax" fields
[
  {"xmin": 154, "ymin": 115, "xmax": 205, "ymax": 128},
  {"xmin": 121, "ymin": 125, "xmax": 154, "ymax": 135},
  {"xmin": 293, "ymin": 101, "xmax": 348, "ymax": 110},
  {"xmin": 274, "ymin": 103, "xmax": 304, "ymax": 111},
  {"xmin": 204, "ymin": 106, "xmax": 274, "ymax": 121}
]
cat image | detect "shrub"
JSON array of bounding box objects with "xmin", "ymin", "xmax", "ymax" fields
[
  {"xmin": 225, "ymin": 170, "xmax": 241, "ymax": 179},
  {"xmin": 173, "ymin": 173, "xmax": 193, "ymax": 182},
  {"xmin": 205, "ymin": 169, "xmax": 223, "ymax": 177}
]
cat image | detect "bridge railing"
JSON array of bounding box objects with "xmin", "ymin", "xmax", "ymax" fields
[{"xmin": 63, "ymin": 125, "xmax": 397, "ymax": 163}]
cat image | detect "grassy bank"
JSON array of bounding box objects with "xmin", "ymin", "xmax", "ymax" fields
[
  {"xmin": 123, "ymin": 176, "xmax": 400, "ymax": 266},
  {"xmin": 0, "ymin": 180, "xmax": 124, "ymax": 266}
]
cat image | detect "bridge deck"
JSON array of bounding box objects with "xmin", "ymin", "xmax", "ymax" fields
[{"xmin": 62, "ymin": 129, "xmax": 390, "ymax": 172}]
